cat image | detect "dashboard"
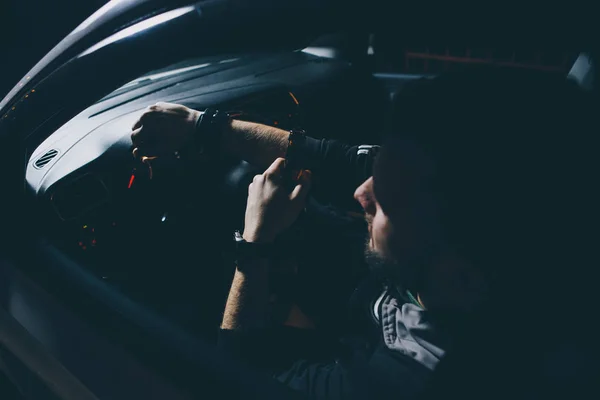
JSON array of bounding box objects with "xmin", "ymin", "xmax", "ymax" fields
[{"xmin": 28, "ymin": 87, "xmax": 300, "ymax": 273}]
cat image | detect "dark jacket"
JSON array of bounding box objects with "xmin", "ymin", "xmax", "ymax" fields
[{"xmin": 218, "ymin": 137, "xmax": 448, "ymax": 399}]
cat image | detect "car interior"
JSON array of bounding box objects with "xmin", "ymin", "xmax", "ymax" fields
[
  {"xmin": 0, "ymin": 1, "xmax": 596, "ymax": 399},
  {"xmin": 26, "ymin": 41, "xmax": 583, "ymax": 336}
]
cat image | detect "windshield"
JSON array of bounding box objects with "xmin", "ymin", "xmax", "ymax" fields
[{"xmin": 97, "ymin": 55, "xmax": 243, "ymax": 102}]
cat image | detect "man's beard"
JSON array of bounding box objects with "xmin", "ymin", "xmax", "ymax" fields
[{"xmin": 363, "ymin": 238, "xmax": 423, "ymax": 296}]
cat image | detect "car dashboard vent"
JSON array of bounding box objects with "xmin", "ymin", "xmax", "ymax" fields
[{"xmin": 34, "ymin": 149, "xmax": 59, "ymax": 169}]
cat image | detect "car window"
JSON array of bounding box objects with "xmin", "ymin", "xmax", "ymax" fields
[{"xmin": 371, "ymin": 37, "xmax": 577, "ymax": 75}]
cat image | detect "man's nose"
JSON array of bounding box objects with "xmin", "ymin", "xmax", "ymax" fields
[{"xmin": 354, "ymin": 177, "xmax": 374, "ymax": 212}]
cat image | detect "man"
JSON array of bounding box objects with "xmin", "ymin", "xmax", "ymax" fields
[{"xmin": 131, "ymin": 68, "xmax": 595, "ymax": 399}]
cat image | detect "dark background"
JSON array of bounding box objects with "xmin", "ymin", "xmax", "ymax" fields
[
  {"xmin": 0, "ymin": 0, "xmax": 108, "ymax": 99},
  {"xmin": 1, "ymin": 0, "xmax": 595, "ymax": 100}
]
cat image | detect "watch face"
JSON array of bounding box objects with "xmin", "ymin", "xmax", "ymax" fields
[{"xmin": 234, "ymin": 230, "xmax": 244, "ymax": 242}]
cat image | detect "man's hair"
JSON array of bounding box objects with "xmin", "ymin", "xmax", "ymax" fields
[{"xmin": 374, "ymin": 67, "xmax": 597, "ymax": 300}]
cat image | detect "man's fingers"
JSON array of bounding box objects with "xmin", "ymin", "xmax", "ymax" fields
[
  {"xmin": 132, "ymin": 145, "xmax": 151, "ymax": 159},
  {"xmin": 139, "ymin": 109, "xmax": 162, "ymax": 127},
  {"xmin": 252, "ymin": 174, "xmax": 264, "ymax": 184},
  {"xmin": 131, "ymin": 123, "xmax": 161, "ymax": 149},
  {"xmin": 263, "ymin": 157, "xmax": 287, "ymax": 178},
  {"xmin": 290, "ymin": 170, "xmax": 312, "ymax": 203},
  {"xmin": 131, "ymin": 127, "xmax": 143, "ymax": 145},
  {"xmin": 132, "ymin": 118, "xmax": 143, "ymax": 131},
  {"xmin": 297, "ymin": 169, "xmax": 312, "ymax": 186},
  {"xmin": 290, "ymin": 181, "xmax": 311, "ymax": 206},
  {"xmin": 132, "ymin": 107, "xmax": 158, "ymax": 130},
  {"xmin": 132, "ymin": 141, "xmax": 162, "ymax": 159}
]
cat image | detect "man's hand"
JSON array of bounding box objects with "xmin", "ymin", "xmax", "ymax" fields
[
  {"xmin": 243, "ymin": 158, "xmax": 312, "ymax": 243},
  {"xmin": 131, "ymin": 102, "xmax": 201, "ymax": 158}
]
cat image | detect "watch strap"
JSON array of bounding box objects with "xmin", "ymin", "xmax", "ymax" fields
[
  {"xmin": 194, "ymin": 108, "xmax": 231, "ymax": 156},
  {"xmin": 234, "ymin": 230, "xmax": 274, "ymax": 262},
  {"xmin": 285, "ymin": 128, "xmax": 306, "ymax": 170}
]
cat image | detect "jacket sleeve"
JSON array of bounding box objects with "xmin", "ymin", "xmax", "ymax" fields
[
  {"xmin": 291, "ymin": 137, "xmax": 380, "ymax": 209},
  {"xmin": 217, "ymin": 327, "xmax": 338, "ymax": 372},
  {"xmin": 217, "ymin": 328, "xmax": 356, "ymax": 400}
]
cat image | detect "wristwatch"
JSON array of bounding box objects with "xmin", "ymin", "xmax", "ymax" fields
[
  {"xmin": 285, "ymin": 128, "xmax": 306, "ymax": 170},
  {"xmin": 233, "ymin": 230, "xmax": 274, "ymax": 262},
  {"xmin": 194, "ymin": 108, "xmax": 232, "ymax": 156}
]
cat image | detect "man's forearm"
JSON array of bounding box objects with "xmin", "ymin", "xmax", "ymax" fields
[
  {"xmin": 221, "ymin": 260, "xmax": 270, "ymax": 330},
  {"xmin": 220, "ymin": 120, "xmax": 289, "ymax": 168}
]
